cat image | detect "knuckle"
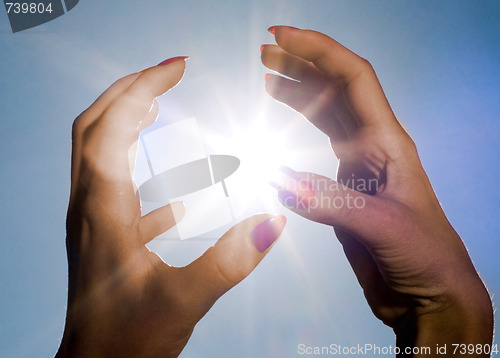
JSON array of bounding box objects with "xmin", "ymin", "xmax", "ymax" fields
[
  {"xmin": 72, "ymin": 108, "xmax": 100, "ymax": 142},
  {"xmin": 213, "ymin": 259, "xmax": 240, "ymax": 289},
  {"xmin": 353, "ymin": 57, "xmax": 375, "ymax": 80},
  {"xmin": 357, "ymin": 56, "xmax": 373, "ymax": 70},
  {"xmin": 337, "ymin": 56, "xmax": 375, "ymax": 87},
  {"xmin": 405, "ymin": 135, "xmax": 419, "ymax": 155},
  {"xmin": 71, "ymin": 112, "xmax": 88, "ymax": 139},
  {"xmin": 200, "ymin": 247, "xmax": 241, "ymax": 292},
  {"xmin": 395, "ymin": 131, "xmax": 419, "ymax": 159}
]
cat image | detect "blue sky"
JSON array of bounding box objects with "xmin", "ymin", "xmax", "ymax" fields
[{"xmin": 1, "ymin": 1, "xmax": 499, "ymax": 357}]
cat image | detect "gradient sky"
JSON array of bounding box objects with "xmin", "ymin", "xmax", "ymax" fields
[{"xmin": 1, "ymin": 1, "xmax": 499, "ymax": 357}]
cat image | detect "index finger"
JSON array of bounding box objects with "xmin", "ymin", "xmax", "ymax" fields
[
  {"xmin": 271, "ymin": 26, "xmax": 398, "ymax": 128},
  {"xmin": 79, "ymin": 57, "xmax": 188, "ymax": 183},
  {"xmin": 101, "ymin": 57, "xmax": 188, "ymax": 146}
]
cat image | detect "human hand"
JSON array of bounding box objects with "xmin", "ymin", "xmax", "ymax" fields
[
  {"xmin": 262, "ymin": 26, "xmax": 493, "ymax": 355},
  {"xmin": 56, "ymin": 57, "xmax": 286, "ymax": 358}
]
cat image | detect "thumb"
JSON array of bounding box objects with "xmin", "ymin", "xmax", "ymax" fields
[
  {"xmin": 274, "ymin": 166, "xmax": 391, "ymax": 245},
  {"xmin": 180, "ymin": 214, "xmax": 286, "ymax": 312}
]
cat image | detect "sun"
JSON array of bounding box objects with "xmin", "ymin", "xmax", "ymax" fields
[{"xmin": 203, "ymin": 114, "xmax": 298, "ymax": 216}]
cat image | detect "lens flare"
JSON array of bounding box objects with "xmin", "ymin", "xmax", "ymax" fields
[{"xmin": 204, "ymin": 115, "xmax": 299, "ymax": 214}]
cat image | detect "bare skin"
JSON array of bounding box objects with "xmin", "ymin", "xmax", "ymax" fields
[
  {"xmin": 55, "ymin": 27, "xmax": 493, "ymax": 358},
  {"xmin": 262, "ymin": 26, "xmax": 493, "ymax": 356},
  {"xmin": 56, "ymin": 57, "xmax": 286, "ymax": 358}
]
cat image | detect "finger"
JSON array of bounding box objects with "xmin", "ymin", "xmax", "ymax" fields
[
  {"xmin": 76, "ymin": 73, "xmax": 141, "ymax": 129},
  {"xmin": 335, "ymin": 228, "xmax": 382, "ymax": 297},
  {"xmin": 96, "ymin": 57, "xmax": 187, "ymax": 150},
  {"xmin": 70, "ymin": 73, "xmax": 141, "ymax": 192},
  {"xmin": 336, "ymin": 228, "xmax": 412, "ymax": 325},
  {"xmin": 73, "ymin": 56, "xmax": 180, "ymax": 135},
  {"xmin": 80, "ymin": 57, "xmax": 187, "ymax": 183},
  {"xmin": 270, "ymin": 26, "xmax": 399, "ymax": 129},
  {"xmin": 273, "ymin": 167, "xmax": 406, "ymax": 248},
  {"xmin": 264, "ymin": 74, "xmax": 349, "ymax": 143},
  {"xmin": 261, "ymin": 44, "xmax": 358, "ymax": 141},
  {"xmin": 127, "ymin": 100, "xmax": 160, "ymax": 183},
  {"xmin": 179, "ymin": 214, "xmax": 286, "ymax": 313},
  {"xmin": 261, "ymin": 44, "xmax": 324, "ymax": 84},
  {"xmin": 139, "ymin": 99, "xmax": 160, "ymax": 131},
  {"xmin": 140, "ymin": 201, "xmax": 185, "ymax": 244}
]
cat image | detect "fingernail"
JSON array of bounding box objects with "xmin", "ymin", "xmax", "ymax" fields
[
  {"xmin": 251, "ymin": 215, "xmax": 287, "ymax": 252},
  {"xmin": 277, "ymin": 186, "xmax": 313, "ymax": 210},
  {"xmin": 279, "ymin": 165, "xmax": 300, "ymax": 180},
  {"xmin": 278, "ymin": 189, "xmax": 300, "ymax": 209},
  {"xmin": 157, "ymin": 56, "xmax": 189, "ymax": 66},
  {"xmin": 260, "ymin": 44, "xmax": 265, "ymax": 52},
  {"xmin": 275, "ymin": 177, "xmax": 315, "ymax": 210},
  {"xmin": 264, "ymin": 73, "xmax": 272, "ymax": 81},
  {"xmin": 268, "ymin": 25, "xmax": 299, "ymax": 35}
]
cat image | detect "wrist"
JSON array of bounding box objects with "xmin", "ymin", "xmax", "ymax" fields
[{"xmin": 394, "ymin": 277, "xmax": 493, "ymax": 357}]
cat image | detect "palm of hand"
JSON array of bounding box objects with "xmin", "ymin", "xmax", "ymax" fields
[{"xmin": 65, "ymin": 182, "xmax": 198, "ymax": 357}]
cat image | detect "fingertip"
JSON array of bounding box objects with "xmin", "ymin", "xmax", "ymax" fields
[
  {"xmin": 157, "ymin": 56, "xmax": 189, "ymax": 67},
  {"xmin": 250, "ymin": 214, "xmax": 287, "ymax": 252},
  {"xmin": 264, "ymin": 73, "xmax": 278, "ymax": 94},
  {"xmin": 276, "ymin": 177, "xmax": 316, "ymax": 211},
  {"xmin": 135, "ymin": 56, "xmax": 188, "ymax": 99},
  {"xmin": 273, "ymin": 214, "xmax": 287, "ymax": 230},
  {"xmin": 268, "ymin": 25, "xmax": 301, "ymax": 37},
  {"xmin": 276, "ymin": 214, "xmax": 287, "ymax": 232}
]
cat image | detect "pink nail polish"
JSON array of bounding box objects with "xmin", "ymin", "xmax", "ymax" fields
[
  {"xmin": 268, "ymin": 25, "xmax": 299, "ymax": 35},
  {"xmin": 274, "ymin": 167, "xmax": 316, "ymax": 210},
  {"xmin": 157, "ymin": 56, "xmax": 189, "ymax": 66},
  {"xmin": 277, "ymin": 179, "xmax": 315, "ymax": 209},
  {"xmin": 251, "ymin": 216, "xmax": 286, "ymax": 252},
  {"xmin": 278, "ymin": 189, "xmax": 300, "ymax": 209},
  {"xmin": 264, "ymin": 73, "xmax": 272, "ymax": 81},
  {"xmin": 260, "ymin": 44, "xmax": 265, "ymax": 53}
]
